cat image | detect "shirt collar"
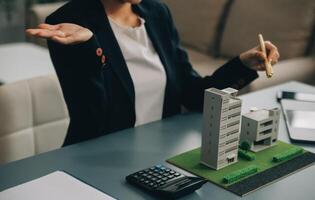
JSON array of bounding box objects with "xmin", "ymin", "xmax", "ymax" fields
[{"xmin": 108, "ymin": 16, "xmax": 146, "ymax": 32}]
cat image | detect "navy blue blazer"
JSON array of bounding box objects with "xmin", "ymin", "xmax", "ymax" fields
[{"xmin": 46, "ymin": 0, "xmax": 258, "ymax": 146}]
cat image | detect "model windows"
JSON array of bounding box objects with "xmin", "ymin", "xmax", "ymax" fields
[
  {"xmin": 227, "ymin": 121, "xmax": 239, "ymax": 128},
  {"xmin": 228, "ymin": 112, "xmax": 241, "ymax": 119},
  {"xmin": 219, "ymin": 134, "xmax": 226, "ymax": 139},
  {"xmin": 226, "ymin": 137, "xmax": 238, "ymax": 145},
  {"xmin": 260, "ymin": 120, "xmax": 273, "ymax": 127},
  {"xmin": 229, "ymin": 103, "xmax": 241, "ymax": 111},
  {"xmin": 222, "ymin": 107, "xmax": 228, "ymax": 112},
  {"xmin": 225, "ymin": 146, "xmax": 237, "ymax": 154},
  {"xmin": 219, "ymin": 143, "xmax": 225, "ymax": 149},
  {"xmin": 222, "ymin": 98, "xmax": 229, "ymax": 104},
  {"xmin": 254, "ymin": 138, "xmax": 271, "ymax": 146},
  {"xmin": 226, "ymin": 129, "xmax": 239, "ymax": 137},
  {"xmin": 259, "ymin": 128, "xmax": 272, "ymax": 135}
]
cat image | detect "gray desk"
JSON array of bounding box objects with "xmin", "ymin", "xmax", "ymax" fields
[{"xmin": 0, "ymin": 81, "xmax": 315, "ymax": 200}]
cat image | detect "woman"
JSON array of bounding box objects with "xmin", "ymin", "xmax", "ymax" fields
[{"xmin": 26, "ymin": 0, "xmax": 280, "ymax": 146}]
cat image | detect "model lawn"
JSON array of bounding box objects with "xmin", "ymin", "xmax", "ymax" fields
[{"xmin": 167, "ymin": 140, "xmax": 305, "ymax": 187}]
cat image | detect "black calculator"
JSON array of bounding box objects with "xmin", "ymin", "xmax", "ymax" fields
[{"xmin": 126, "ymin": 164, "xmax": 206, "ymax": 199}]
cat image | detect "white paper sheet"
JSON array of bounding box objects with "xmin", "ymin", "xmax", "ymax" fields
[{"xmin": 0, "ymin": 171, "xmax": 116, "ymax": 200}]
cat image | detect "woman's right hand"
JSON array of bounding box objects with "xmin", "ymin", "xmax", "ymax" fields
[{"xmin": 26, "ymin": 23, "xmax": 93, "ymax": 45}]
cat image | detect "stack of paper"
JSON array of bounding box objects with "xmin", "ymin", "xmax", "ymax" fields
[{"xmin": 0, "ymin": 171, "xmax": 116, "ymax": 200}]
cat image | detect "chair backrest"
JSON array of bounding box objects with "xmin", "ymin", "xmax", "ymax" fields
[
  {"xmin": 163, "ymin": 0, "xmax": 227, "ymax": 55},
  {"xmin": 164, "ymin": 0, "xmax": 315, "ymax": 60},
  {"xmin": 0, "ymin": 74, "xmax": 69, "ymax": 164},
  {"xmin": 219, "ymin": 0, "xmax": 315, "ymax": 60}
]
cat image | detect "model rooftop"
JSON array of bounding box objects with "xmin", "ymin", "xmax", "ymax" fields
[
  {"xmin": 243, "ymin": 109, "xmax": 273, "ymax": 121},
  {"xmin": 207, "ymin": 88, "xmax": 239, "ymax": 99}
]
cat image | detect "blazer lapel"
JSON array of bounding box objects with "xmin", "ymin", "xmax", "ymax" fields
[{"xmin": 86, "ymin": 0, "xmax": 135, "ymax": 105}]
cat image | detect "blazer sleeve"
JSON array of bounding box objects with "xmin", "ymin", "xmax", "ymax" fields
[
  {"xmin": 45, "ymin": 16, "xmax": 109, "ymax": 144},
  {"xmin": 163, "ymin": 5, "xmax": 258, "ymax": 111}
]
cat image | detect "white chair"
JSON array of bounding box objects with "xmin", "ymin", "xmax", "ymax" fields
[{"xmin": 0, "ymin": 74, "xmax": 69, "ymax": 164}]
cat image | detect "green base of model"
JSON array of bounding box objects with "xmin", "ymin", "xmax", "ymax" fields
[{"xmin": 167, "ymin": 140, "xmax": 305, "ymax": 187}]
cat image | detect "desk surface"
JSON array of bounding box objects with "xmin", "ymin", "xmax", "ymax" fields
[{"xmin": 1, "ymin": 81, "xmax": 315, "ymax": 200}]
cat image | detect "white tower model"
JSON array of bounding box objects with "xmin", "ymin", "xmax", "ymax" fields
[{"xmin": 201, "ymin": 88, "xmax": 242, "ymax": 170}]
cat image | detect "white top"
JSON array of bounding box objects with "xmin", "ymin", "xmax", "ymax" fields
[{"xmin": 109, "ymin": 17, "xmax": 167, "ymax": 126}]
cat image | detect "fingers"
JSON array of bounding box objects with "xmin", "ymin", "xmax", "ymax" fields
[
  {"xmin": 256, "ymin": 63, "xmax": 266, "ymax": 71},
  {"xmin": 38, "ymin": 29, "xmax": 65, "ymax": 38},
  {"xmin": 38, "ymin": 23, "xmax": 60, "ymax": 30},
  {"xmin": 26, "ymin": 23, "xmax": 94, "ymax": 45},
  {"xmin": 254, "ymin": 51, "xmax": 266, "ymax": 62},
  {"xmin": 25, "ymin": 28, "xmax": 40, "ymax": 36},
  {"xmin": 26, "ymin": 28, "xmax": 65, "ymax": 39},
  {"xmin": 26, "ymin": 23, "xmax": 64, "ymax": 39},
  {"xmin": 265, "ymin": 41, "xmax": 280, "ymax": 63},
  {"xmin": 270, "ymin": 59, "xmax": 277, "ymax": 65}
]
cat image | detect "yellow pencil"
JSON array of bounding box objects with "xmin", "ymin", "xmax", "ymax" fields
[{"xmin": 258, "ymin": 34, "xmax": 273, "ymax": 78}]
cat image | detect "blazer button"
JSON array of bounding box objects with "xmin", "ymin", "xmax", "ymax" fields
[
  {"xmin": 96, "ymin": 48, "xmax": 103, "ymax": 57},
  {"xmin": 101, "ymin": 55, "xmax": 106, "ymax": 64}
]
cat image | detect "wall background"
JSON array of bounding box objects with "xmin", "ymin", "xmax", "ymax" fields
[{"xmin": 0, "ymin": 0, "xmax": 64, "ymax": 44}]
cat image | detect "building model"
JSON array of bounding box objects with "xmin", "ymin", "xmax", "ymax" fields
[
  {"xmin": 240, "ymin": 108, "xmax": 280, "ymax": 152},
  {"xmin": 201, "ymin": 88, "xmax": 242, "ymax": 170},
  {"xmin": 188, "ymin": 86, "xmax": 309, "ymax": 188}
]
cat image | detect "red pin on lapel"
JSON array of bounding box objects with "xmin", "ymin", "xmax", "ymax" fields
[{"xmin": 96, "ymin": 48, "xmax": 103, "ymax": 57}]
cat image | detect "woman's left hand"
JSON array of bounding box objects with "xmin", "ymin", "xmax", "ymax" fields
[{"xmin": 240, "ymin": 41, "xmax": 280, "ymax": 71}]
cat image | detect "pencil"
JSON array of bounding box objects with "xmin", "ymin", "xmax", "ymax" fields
[{"xmin": 258, "ymin": 34, "xmax": 273, "ymax": 78}]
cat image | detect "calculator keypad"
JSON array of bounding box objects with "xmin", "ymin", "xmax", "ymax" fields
[
  {"xmin": 126, "ymin": 164, "xmax": 207, "ymax": 199},
  {"xmin": 130, "ymin": 165, "xmax": 183, "ymax": 189}
]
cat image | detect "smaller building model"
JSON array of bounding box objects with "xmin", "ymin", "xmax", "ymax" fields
[
  {"xmin": 201, "ymin": 87, "xmax": 242, "ymax": 170},
  {"xmin": 240, "ymin": 108, "xmax": 280, "ymax": 152}
]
